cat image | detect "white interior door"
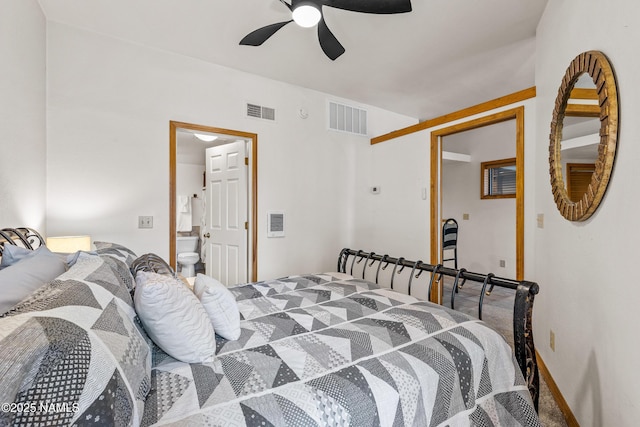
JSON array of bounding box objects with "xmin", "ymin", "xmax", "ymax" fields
[{"xmin": 204, "ymin": 140, "xmax": 248, "ymax": 286}]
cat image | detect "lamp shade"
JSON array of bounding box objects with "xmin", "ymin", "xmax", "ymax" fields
[{"xmin": 46, "ymin": 235, "xmax": 91, "ymax": 253}]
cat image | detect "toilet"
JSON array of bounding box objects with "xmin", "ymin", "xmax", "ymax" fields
[{"xmin": 176, "ymin": 236, "xmax": 200, "ymax": 278}]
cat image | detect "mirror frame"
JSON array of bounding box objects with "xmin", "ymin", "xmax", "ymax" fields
[{"xmin": 549, "ymin": 50, "xmax": 619, "ymax": 221}]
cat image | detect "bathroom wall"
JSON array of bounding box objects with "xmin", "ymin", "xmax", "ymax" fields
[{"xmin": 176, "ymin": 162, "xmax": 205, "ymax": 233}]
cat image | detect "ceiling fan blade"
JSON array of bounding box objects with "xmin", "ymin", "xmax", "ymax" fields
[
  {"xmin": 318, "ymin": 17, "xmax": 345, "ymax": 60},
  {"xmin": 278, "ymin": 0, "xmax": 293, "ymax": 11},
  {"xmin": 239, "ymin": 20, "xmax": 293, "ymax": 46},
  {"xmin": 324, "ymin": 0, "xmax": 412, "ymax": 14}
]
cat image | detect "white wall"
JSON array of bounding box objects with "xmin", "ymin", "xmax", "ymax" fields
[
  {"xmin": 44, "ymin": 22, "xmax": 416, "ymax": 279},
  {"xmin": 0, "ymin": 0, "xmax": 46, "ymax": 230},
  {"xmin": 442, "ymin": 121, "xmax": 517, "ymax": 277},
  {"xmin": 353, "ymin": 131, "xmax": 431, "ymax": 262},
  {"xmin": 535, "ymin": 0, "xmax": 640, "ymax": 425},
  {"xmin": 176, "ymin": 163, "xmax": 205, "ymax": 231},
  {"xmin": 354, "ymin": 99, "xmax": 536, "ymax": 281}
]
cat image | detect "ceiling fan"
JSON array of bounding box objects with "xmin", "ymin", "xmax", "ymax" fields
[{"xmin": 240, "ymin": 0, "xmax": 413, "ymax": 60}]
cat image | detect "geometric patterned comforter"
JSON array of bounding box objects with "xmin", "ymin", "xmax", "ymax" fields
[
  {"xmin": 0, "ymin": 251, "xmax": 151, "ymax": 426},
  {"xmin": 143, "ymin": 274, "xmax": 540, "ymax": 426}
]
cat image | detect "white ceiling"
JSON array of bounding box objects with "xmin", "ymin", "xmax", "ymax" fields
[{"xmin": 37, "ymin": 0, "xmax": 549, "ymax": 120}]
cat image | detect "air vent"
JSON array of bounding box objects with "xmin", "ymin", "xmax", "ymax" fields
[
  {"xmin": 328, "ymin": 101, "xmax": 367, "ymax": 136},
  {"xmin": 246, "ymin": 103, "xmax": 276, "ymax": 121}
]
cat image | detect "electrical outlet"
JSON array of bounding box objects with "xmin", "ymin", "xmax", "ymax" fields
[
  {"xmin": 463, "ymin": 213, "xmax": 470, "ymax": 220},
  {"xmin": 138, "ymin": 216, "xmax": 153, "ymax": 229},
  {"xmin": 537, "ymin": 213, "xmax": 544, "ymax": 229},
  {"xmin": 550, "ymin": 330, "xmax": 555, "ymax": 352},
  {"xmin": 499, "ymin": 260, "xmax": 506, "ymax": 268}
]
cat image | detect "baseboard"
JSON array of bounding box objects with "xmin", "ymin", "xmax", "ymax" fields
[{"xmin": 536, "ymin": 350, "xmax": 580, "ymax": 426}]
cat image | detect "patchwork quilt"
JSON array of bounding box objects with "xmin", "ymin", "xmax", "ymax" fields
[
  {"xmin": 0, "ymin": 252, "xmax": 152, "ymax": 426},
  {"xmin": 143, "ymin": 275, "xmax": 540, "ymax": 426}
]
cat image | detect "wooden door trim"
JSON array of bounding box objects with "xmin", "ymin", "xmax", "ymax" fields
[
  {"xmin": 170, "ymin": 121, "xmax": 258, "ymax": 281},
  {"xmin": 429, "ymin": 106, "xmax": 525, "ymax": 301}
]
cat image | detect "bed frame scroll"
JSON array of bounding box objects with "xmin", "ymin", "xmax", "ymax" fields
[
  {"xmin": 337, "ymin": 248, "xmax": 540, "ymax": 410},
  {"xmin": 0, "ymin": 227, "xmax": 46, "ymax": 255}
]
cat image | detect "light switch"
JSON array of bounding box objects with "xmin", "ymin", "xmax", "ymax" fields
[
  {"xmin": 462, "ymin": 213, "xmax": 470, "ymax": 220},
  {"xmin": 138, "ymin": 216, "xmax": 153, "ymax": 229},
  {"xmin": 537, "ymin": 213, "xmax": 544, "ymax": 229}
]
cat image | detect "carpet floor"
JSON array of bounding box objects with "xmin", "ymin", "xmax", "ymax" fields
[{"xmin": 441, "ymin": 279, "xmax": 568, "ymax": 427}]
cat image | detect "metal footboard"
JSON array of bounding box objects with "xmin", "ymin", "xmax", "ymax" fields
[{"xmin": 337, "ymin": 248, "xmax": 540, "ymax": 410}]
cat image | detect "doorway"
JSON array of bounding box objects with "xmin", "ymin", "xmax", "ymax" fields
[
  {"xmin": 169, "ymin": 121, "xmax": 258, "ymax": 283},
  {"xmin": 441, "ymin": 121, "xmax": 517, "ymax": 277},
  {"xmin": 429, "ymin": 107, "xmax": 525, "ymax": 302}
]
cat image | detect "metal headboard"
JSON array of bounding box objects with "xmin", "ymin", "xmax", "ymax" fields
[{"xmin": 0, "ymin": 228, "xmax": 46, "ymax": 255}]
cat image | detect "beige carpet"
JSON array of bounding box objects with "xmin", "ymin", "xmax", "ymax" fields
[{"xmin": 441, "ymin": 279, "xmax": 567, "ymax": 427}]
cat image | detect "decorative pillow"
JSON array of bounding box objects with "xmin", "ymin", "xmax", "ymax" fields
[
  {"xmin": 134, "ymin": 271, "xmax": 217, "ymax": 363},
  {"xmin": 130, "ymin": 253, "xmax": 176, "ymax": 278},
  {"xmin": 94, "ymin": 241, "xmax": 138, "ymax": 266},
  {"xmin": 193, "ymin": 273, "xmax": 241, "ymax": 341},
  {"xmin": 0, "ymin": 248, "xmax": 67, "ymax": 315}
]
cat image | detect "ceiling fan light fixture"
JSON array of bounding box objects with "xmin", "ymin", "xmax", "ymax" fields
[{"xmin": 292, "ymin": 3, "xmax": 321, "ymax": 28}]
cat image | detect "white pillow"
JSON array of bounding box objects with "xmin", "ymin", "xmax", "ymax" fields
[
  {"xmin": 134, "ymin": 271, "xmax": 217, "ymax": 363},
  {"xmin": 193, "ymin": 273, "xmax": 241, "ymax": 341}
]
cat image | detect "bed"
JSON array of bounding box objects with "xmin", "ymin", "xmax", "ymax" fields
[{"xmin": 0, "ymin": 227, "xmax": 540, "ymax": 426}]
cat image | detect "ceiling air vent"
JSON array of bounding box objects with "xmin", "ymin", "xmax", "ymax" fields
[
  {"xmin": 246, "ymin": 103, "xmax": 276, "ymax": 121},
  {"xmin": 328, "ymin": 101, "xmax": 367, "ymax": 136}
]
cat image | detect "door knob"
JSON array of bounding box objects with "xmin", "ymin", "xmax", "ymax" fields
[{"xmin": 203, "ymin": 232, "xmax": 211, "ymax": 238}]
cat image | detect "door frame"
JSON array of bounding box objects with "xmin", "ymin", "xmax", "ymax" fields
[
  {"xmin": 169, "ymin": 121, "xmax": 258, "ymax": 281},
  {"xmin": 429, "ymin": 106, "xmax": 525, "ymax": 301}
]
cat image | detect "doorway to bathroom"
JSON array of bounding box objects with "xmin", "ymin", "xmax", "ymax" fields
[{"xmin": 169, "ymin": 121, "xmax": 258, "ymax": 285}]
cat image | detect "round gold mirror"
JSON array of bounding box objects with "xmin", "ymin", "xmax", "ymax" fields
[{"xmin": 549, "ymin": 50, "xmax": 619, "ymax": 221}]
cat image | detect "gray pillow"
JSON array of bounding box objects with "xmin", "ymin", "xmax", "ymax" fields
[
  {"xmin": 0, "ymin": 249, "xmax": 67, "ymax": 315},
  {"xmin": 0, "ymin": 244, "xmax": 36, "ymax": 269},
  {"xmin": 1, "ymin": 244, "xmax": 82, "ymax": 270}
]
